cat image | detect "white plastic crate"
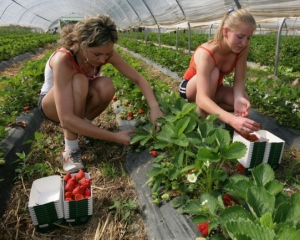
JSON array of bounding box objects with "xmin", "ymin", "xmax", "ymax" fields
[
  {"xmin": 28, "ymin": 175, "xmax": 64, "ymax": 232},
  {"xmin": 233, "ymin": 130, "xmax": 285, "ymax": 172}
]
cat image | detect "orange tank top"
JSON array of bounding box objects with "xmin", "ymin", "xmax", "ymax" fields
[{"xmin": 183, "ymin": 46, "xmax": 239, "ymax": 87}]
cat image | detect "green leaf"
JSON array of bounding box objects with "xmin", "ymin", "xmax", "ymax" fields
[
  {"xmin": 224, "ymin": 218, "xmax": 275, "ymax": 240},
  {"xmin": 247, "ymin": 186, "xmax": 275, "ymax": 218},
  {"xmin": 197, "ymin": 148, "xmax": 220, "ymax": 162},
  {"xmin": 130, "ymin": 132, "xmax": 150, "ymax": 145},
  {"xmin": 219, "ymin": 206, "xmax": 255, "ymax": 227},
  {"xmin": 224, "ymin": 179, "xmax": 253, "ymax": 199},
  {"xmin": 252, "ymin": 164, "xmax": 275, "ymax": 187},
  {"xmin": 260, "ymin": 212, "xmax": 274, "ymax": 230},
  {"xmin": 275, "ymin": 224, "xmax": 300, "ymax": 240},
  {"xmin": 222, "ymin": 141, "xmax": 247, "ymax": 160},
  {"xmin": 170, "ymin": 134, "xmax": 189, "ymax": 147},
  {"xmin": 291, "ymin": 193, "xmax": 300, "ymax": 205},
  {"xmin": 175, "ymin": 117, "xmax": 190, "ymax": 136},
  {"xmin": 273, "ymin": 202, "xmax": 300, "ymax": 224},
  {"xmin": 181, "ymin": 199, "xmax": 202, "ymax": 215},
  {"xmin": 174, "ymin": 149, "xmax": 184, "ymax": 167},
  {"xmin": 170, "ymin": 194, "xmax": 189, "ymax": 208},
  {"xmin": 265, "ymin": 180, "xmax": 284, "ymax": 196}
]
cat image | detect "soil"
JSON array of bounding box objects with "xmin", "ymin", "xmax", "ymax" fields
[
  {"xmin": 0, "ymin": 45, "xmax": 299, "ymax": 240},
  {"xmin": 0, "ymin": 46, "xmax": 177, "ymax": 240}
]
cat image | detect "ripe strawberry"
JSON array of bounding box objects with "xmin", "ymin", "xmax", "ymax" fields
[
  {"xmin": 23, "ymin": 106, "xmax": 30, "ymax": 111},
  {"xmin": 247, "ymin": 134, "xmax": 259, "ymax": 142},
  {"xmin": 112, "ymin": 96, "xmax": 118, "ymax": 101},
  {"xmin": 237, "ymin": 163, "xmax": 245, "ymax": 174},
  {"xmin": 197, "ymin": 222, "xmax": 209, "ymax": 237},
  {"xmin": 65, "ymin": 198, "xmax": 73, "ymax": 201},
  {"xmin": 150, "ymin": 150, "xmax": 158, "ymax": 157},
  {"xmin": 138, "ymin": 109, "xmax": 145, "ymax": 114},
  {"xmin": 63, "ymin": 173, "xmax": 72, "ymax": 182},
  {"xmin": 65, "ymin": 180, "xmax": 76, "ymax": 192},
  {"xmin": 79, "ymin": 178, "xmax": 91, "ymax": 189},
  {"xmin": 72, "ymin": 185, "xmax": 84, "ymax": 195},
  {"xmin": 74, "ymin": 194, "xmax": 84, "ymax": 201},
  {"xmin": 223, "ymin": 194, "xmax": 239, "ymax": 207},
  {"xmin": 84, "ymin": 188, "xmax": 91, "ymax": 198},
  {"xmin": 76, "ymin": 169, "xmax": 85, "ymax": 180},
  {"xmin": 65, "ymin": 191, "xmax": 73, "ymax": 199},
  {"xmin": 128, "ymin": 111, "xmax": 134, "ymax": 118}
]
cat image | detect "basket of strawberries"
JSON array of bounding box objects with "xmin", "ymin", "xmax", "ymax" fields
[
  {"xmin": 233, "ymin": 130, "xmax": 285, "ymax": 174},
  {"xmin": 63, "ymin": 169, "xmax": 93, "ymax": 225}
]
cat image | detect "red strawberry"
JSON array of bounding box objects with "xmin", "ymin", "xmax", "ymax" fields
[
  {"xmin": 23, "ymin": 106, "xmax": 30, "ymax": 111},
  {"xmin": 65, "ymin": 180, "xmax": 76, "ymax": 192},
  {"xmin": 65, "ymin": 198, "xmax": 73, "ymax": 201},
  {"xmin": 138, "ymin": 109, "xmax": 145, "ymax": 114},
  {"xmin": 79, "ymin": 178, "xmax": 91, "ymax": 189},
  {"xmin": 63, "ymin": 173, "xmax": 72, "ymax": 182},
  {"xmin": 150, "ymin": 150, "xmax": 158, "ymax": 157},
  {"xmin": 74, "ymin": 194, "xmax": 84, "ymax": 201},
  {"xmin": 237, "ymin": 163, "xmax": 245, "ymax": 174},
  {"xmin": 72, "ymin": 185, "xmax": 84, "ymax": 196},
  {"xmin": 128, "ymin": 111, "xmax": 134, "ymax": 118},
  {"xmin": 247, "ymin": 134, "xmax": 259, "ymax": 142},
  {"xmin": 76, "ymin": 169, "xmax": 85, "ymax": 180},
  {"xmin": 112, "ymin": 96, "xmax": 118, "ymax": 101},
  {"xmin": 223, "ymin": 194, "xmax": 239, "ymax": 207},
  {"xmin": 65, "ymin": 191, "xmax": 73, "ymax": 199},
  {"xmin": 84, "ymin": 188, "xmax": 91, "ymax": 198},
  {"xmin": 197, "ymin": 222, "xmax": 209, "ymax": 237}
]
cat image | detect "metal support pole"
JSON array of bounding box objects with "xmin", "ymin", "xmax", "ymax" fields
[
  {"xmin": 187, "ymin": 22, "xmax": 191, "ymax": 54},
  {"xmin": 209, "ymin": 24, "xmax": 214, "ymax": 40},
  {"xmin": 176, "ymin": 27, "xmax": 179, "ymax": 51},
  {"xmin": 274, "ymin": 18, "xmax": 286, "ymax": 76}
]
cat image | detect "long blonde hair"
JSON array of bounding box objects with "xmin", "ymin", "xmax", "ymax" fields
[
  {"xmin": 211, "ymin": 8, "xmax": 256, "ymax": 46},
  {"xmin": 58, "ymin": 14, "xmax": 118, "ymax": 49}
]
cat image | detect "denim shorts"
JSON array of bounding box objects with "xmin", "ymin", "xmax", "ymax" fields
[
  {"xmin": 37, "ymin": 94, "xmax": 59, "ymax": 124},
  {"xmin": 179, "ymin": 79, "xmax": 189, "ymax": 99}
]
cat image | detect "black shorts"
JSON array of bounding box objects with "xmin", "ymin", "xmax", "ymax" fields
[
  {"xmin": 37, "ymin": 94, "xmax": 59, "ymax": 124},
  {"xmin": 179, "ymin": 79, "xmax": 189, "ymax": 99}
]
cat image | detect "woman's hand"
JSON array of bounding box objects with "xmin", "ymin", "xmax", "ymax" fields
[
  {"xmin": 234, "ymin": 97, "xmax": 250, "ymax": 117},
  {"xmin": 114, "ymin": 129, "xmax": 135, "ymax": 145},
  {"xmin": 150, "ymin": 105, "xmax": 164, "ymax": 131},
  {"xmin": 232, "ymin": 115, "xmax": 260, "ymax": 134}
]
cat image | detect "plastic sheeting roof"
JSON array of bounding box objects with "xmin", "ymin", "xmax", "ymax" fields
[{"xmin": 1, "ymin": 0, "xmax": 300, "ymax": 32}]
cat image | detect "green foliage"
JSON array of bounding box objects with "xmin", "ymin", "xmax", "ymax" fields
[
  {"xmin": 109, "ymin": 198, "xmax": 138, "ymax": 221},
  {"xmin": 14, "ymin": 131, "xmax": 58, "ymax": 180}
]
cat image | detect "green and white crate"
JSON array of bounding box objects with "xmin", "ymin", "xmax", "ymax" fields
[
  {"xmin": 28, "ymin": 175, "xmax": 64, "ymax": 232},
  {"xmin": 233, "ymin": 130, "xmax": 285, "ymax": 174},
  {"xmin": 63, "ymin": 172, "xmax": 93, "ymax": 225}
]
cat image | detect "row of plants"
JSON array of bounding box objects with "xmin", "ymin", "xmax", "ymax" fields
[
  {"xmin": 0, "ymin": 33, "xmax": 59, "ymax": 61},
  {"xmin": 120, "ymin": 31, "xmax": 300, "ymax": 72},
  {"xmin": 117, "ymin": 37, "xmax": 300, "ymax": 130},
  {"xmin": 101, "ymin": 51, "xmax": 300, "ymax": 239}
]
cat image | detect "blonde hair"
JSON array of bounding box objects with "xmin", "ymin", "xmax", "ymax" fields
[
  {"xmin": 58, "ymin": 14, "xmax": 118, "ymax": 49},
  {"xmin": 211, "ymin": 8, "xmax": 256, "ymax": 46}
]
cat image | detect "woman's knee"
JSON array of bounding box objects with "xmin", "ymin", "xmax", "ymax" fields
[
  {"xmin": 89, "ymin": 76, "xmax": 115, "ymax": 100},
  {"xmin": 72, "ymin": 73, "xmax": 89, "ymax": 97}
]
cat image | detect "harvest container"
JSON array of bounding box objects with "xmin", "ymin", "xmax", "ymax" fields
[
  {"xmin": 63, "ymin": 172, "xmax": 93, "ymax": 225},
  {"xmin": 28, "ymin": 175, "xmax": 64, "ymax": 232},
  {"xmin": 233, "ymin": 130, "xmax": 285, "ymax": 174}
]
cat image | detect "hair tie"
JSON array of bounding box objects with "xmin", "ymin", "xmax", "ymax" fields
[{"xmin": 227, "ymin": 7, "xmax": 235, "ymax": 15}]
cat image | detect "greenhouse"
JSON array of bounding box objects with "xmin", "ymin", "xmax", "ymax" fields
[{"xmin": 0, "ymin": 1, "xmax": 300, "ymax": 240}]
